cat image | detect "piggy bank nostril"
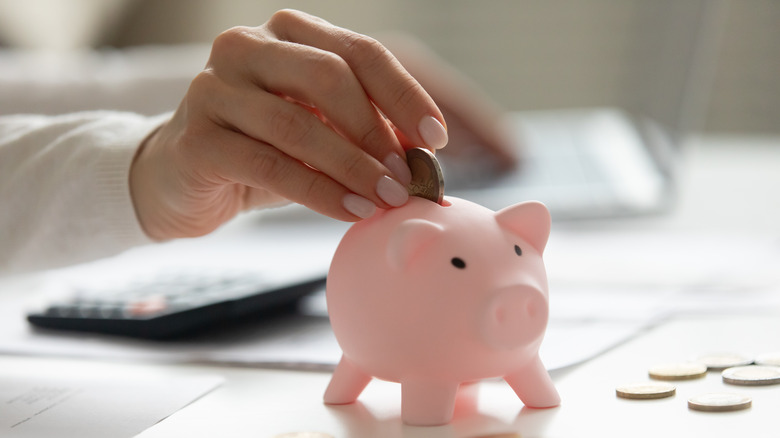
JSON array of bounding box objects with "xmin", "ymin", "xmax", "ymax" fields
[
  {"xmin": 495, "ymin": 307, "xmax": 505, "ymax": 323},
  {"xmin": 526, "ymin": 301, "xmax": 537, "ymax": 318}
]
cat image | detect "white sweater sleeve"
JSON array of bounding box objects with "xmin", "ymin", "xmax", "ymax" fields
[{"xmin": 0, "ymin": 111, "xmax": 170, "ymax": 275}]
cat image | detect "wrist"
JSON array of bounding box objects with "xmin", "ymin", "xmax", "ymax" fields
[{"xmin": 129, "ymin": 121, "xmax": 170, "ymax": 242}]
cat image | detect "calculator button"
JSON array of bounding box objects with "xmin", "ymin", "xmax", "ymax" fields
[
  {"xmin": 45, "ymin": 305, "xmax": 77, "ymax": 317},
  {"xmin": 127, "ymin": 295, "xmax": 168, "ymax": 317},
  {"xmin": 75, "ymin": 305, "xmax": 100, "ymax": 318},
  {"xmin": 93, "ymin": 305, "xmax": 122, "ymax": 319}
]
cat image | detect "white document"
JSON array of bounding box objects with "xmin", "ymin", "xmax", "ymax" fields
[
  {"xmin": 0, "ymin": 364, "xmax": 222, "ymax": 438},
  {"xmin": 1, "ymin": 209, "xmax": 779, "ymax": 375}
]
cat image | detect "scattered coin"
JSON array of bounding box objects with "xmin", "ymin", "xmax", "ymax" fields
[
  {"xmin": 616, "ymin": 382, "xmax": 676, "ymax": 400},
  {"xmin": 722, "ymin": 365, "xmax": 780, "ymax": 386},
  {"xmin": 688, "ymin": 393, "xmax": 752, "ymax": 412},
  {"xmin": 695, "ymin": 353, "xmax": 754, "ymax": 370},
  {"xmin": 755, "ymin": 352, "xmax": 780, "ymax": 367},
  {"xmin": 406, "ymin": 147, "xmax": 444, "ymax": 204},
  {"xmin": 272, "ymin": 433, "xmax": 335, "ymax": 438},
  {"xmin": 648, "ymin": 362, "xmax": 708, "ymax": 381}
]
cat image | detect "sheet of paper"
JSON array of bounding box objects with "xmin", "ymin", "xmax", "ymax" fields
[
  {"xmin": 0, "ymin": 281, "xmax": 670, "ymax": 372},
  {"xmin": 0, "ymin": 360, "xmax": 222, "ymax": 438},
  {"xmin": 1, "ymin": 210, "xmax": 779, "ymax": 374}
]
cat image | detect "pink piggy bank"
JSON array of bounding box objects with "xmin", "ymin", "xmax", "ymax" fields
[{"xmin": 323, "ymin": 196, "xmax": 560, "ymax": 426}]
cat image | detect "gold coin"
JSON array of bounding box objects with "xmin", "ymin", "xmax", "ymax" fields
[
  {"xmin": 406, "ymin": 147, "xmax": 444, "ymax": 204},
  {"xmin": 722, "ymin": 365, "xmax": 780, "ymax": 386},
  {"xmin": 648, "ymin": 362, "xmax": 707, "ymax": 381},
  {"xmin": 695, "ymin": 353, "xmax": 753, "ymax": 370},
  {"xmin": 616, "ymin": 382, "xmax": 676, "ymax": 400},
  {"xmin": 272, "ymin": 433, "xmax": 334, "ymax": 438},
  {"xmin": 755, "ymin": 352, "xmax": 780, "ymax": 367},
  {"xmin": 688, "ymin": 393, "xmax": 752, "ymax": 412}
]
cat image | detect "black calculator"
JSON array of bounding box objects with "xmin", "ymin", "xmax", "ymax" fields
[{"xmin": 27, "ymin": 269, "xmax": 326, "ymax": 339}]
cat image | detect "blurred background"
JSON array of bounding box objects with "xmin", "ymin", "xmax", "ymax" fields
[
  {"xmin": 0, "ymin": 0, "xmax": 777, "ymax": 136},
  {"xmin": 2, "ymin": 1, "xmax": 778, "ymax": 375}
]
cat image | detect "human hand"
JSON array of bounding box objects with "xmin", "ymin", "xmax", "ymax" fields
[{"xmin": 129, "ymin": 9, "xmax": 448, "ymax": 241}]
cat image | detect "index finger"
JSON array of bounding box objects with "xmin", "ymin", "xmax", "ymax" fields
[{"xmin": 266, "ymin": 9, "xmax": 449, "ymax": 151}]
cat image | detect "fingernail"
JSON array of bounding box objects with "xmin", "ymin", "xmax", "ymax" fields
[
  {"xmin": 418, "ymin": 116, "xmax": 448, "ymax": 149},
  {"xmin": 376, "ymin": 175, "xmax": 409, "ymax": 207},
  {"xmin": 383, "ymin": 153, "xmax": 412, "ymax": 186},
  {"xmin": 342, "ymin": 193, "xmax": 376, "ymax": 219}
]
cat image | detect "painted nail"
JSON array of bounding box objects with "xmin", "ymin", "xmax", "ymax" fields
[
  {"xmin": 418, "ymin": 116, "xmax": 448, "ymax": 149},
  {"xmin": 342, "ymin": 193, "xmax": 376, "ymax": 219},
  {"xmin": 376, "ymin": 175, "xmax": 409, "ymax": 207},
  {"xmin": 383, "ymin": 152, "xmax": 412, "ymax": 186}
]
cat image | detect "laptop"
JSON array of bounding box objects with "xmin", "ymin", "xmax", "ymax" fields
[{"xmin": 442, "ymin": 0, "xmax": 725, "ymax": 220}]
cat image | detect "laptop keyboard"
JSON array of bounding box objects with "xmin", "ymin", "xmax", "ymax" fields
[{"xmin": 445, "ymin": 109, "xmax": 668, "ymax": 218}]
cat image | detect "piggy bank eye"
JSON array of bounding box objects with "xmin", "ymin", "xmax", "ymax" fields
[
  {"xmin": 451, "ymin": 257, "xmax": 466, "ymax": 269},
  {"xmin": 514, "ymin": 244, "xmax": 522, "ymax": 256}
]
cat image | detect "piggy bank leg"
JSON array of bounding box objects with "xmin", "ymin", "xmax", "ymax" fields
[
  {"xmin": 324, "ymin": 356, "xmax": 372, "ymax": 405},
  {"xmin": 504, "ymin": 355, "xmax": 560, "ymax": 408},
  {"xmin": 401, "ymin": 380, "xmax": 459, "ymax": 426}
]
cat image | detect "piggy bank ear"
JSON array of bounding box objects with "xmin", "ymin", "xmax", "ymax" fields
[
  {"xmin": 495, "ymin": 201, "xmax": 551, "ymax": 253},
  {"xmin": 387, "ymin": 219, "xmax": 444, "ymax": 270}
]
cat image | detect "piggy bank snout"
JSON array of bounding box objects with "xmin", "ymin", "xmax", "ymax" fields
[{"xmin": 481, "ymin": 286, "xmax": 548, "ymax": 350}]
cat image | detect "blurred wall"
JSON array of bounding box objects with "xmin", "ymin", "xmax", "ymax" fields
[{"xmin": 0, "ymin": 0, "xmax": 777, "ymax": 135}]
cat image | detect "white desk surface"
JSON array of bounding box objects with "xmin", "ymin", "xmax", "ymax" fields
[
  {"xmin": 137, "ymin": 315, "xmax": 780, "ymax": 437},
  {"xmin": 1, "ymin": 314, "xmax": 776, "ymax": 438},
  {"xmin": 3, "ymin": 135, "xmax": 780, "ymax": 437}
]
